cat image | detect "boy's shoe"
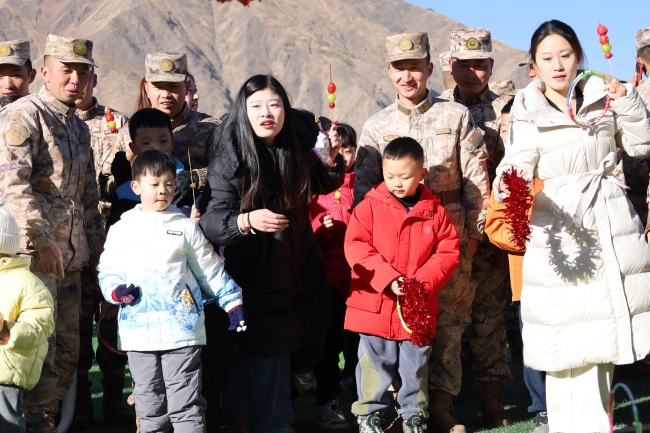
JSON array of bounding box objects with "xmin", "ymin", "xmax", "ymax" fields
[
  {"xmin": 402, "ymin": 413, "xmax": 425, "ymax": 433},
  {"xmin": 532, "ymin": 411, "xmax": 549, "ymax": 433},
  {"xmin": 358, "ymin": 413, "xmax": 383, "ymax": 433},
  {"xmin": 318, "ymin": 399, "xmax": 350, "ymax": 429}
]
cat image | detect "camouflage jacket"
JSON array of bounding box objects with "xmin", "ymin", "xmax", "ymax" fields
[
  {"xmin": 0, "ymin": 86, "xmax": 104, "ymax": 271},
  {"xmin": 638, "ymin": 81, "xmax": 650, "ymax": 108},
  {"xmin": 354, "ymin": 93, "xmax": 489, "ymax": 242},
  {"xmin": 76, "ymin": 98, "xmax": 128, "ymax": 201},
  {"xmin": 442, "ymin": 86, "xmax": 511, "ymax": 184},
  {"xmin": 114, "ymin": 103, "xmax": 221, "ymax": 188}
]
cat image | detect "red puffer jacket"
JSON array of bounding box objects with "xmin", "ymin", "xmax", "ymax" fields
[{"xmin": 344, "ymin": 182, "xmax": 460, "ymax": 342}]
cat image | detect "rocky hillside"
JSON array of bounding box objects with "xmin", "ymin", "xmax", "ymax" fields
[{"xmin": 0, "ymin": 0, "xmax": 529, "ymax": 131}]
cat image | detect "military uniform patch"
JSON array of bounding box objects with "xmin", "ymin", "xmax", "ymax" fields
[
  {"xmin": 72, "ymin": 40, "xmax": 86, "ymax": 56},
  {"xmin": 5, "ymin": 123, "xmax": 30, "ymax": 146},
  {"xmin": 467, "ymin": 127, "xmax": 484, "ymax": 148},
  {"xmin": 467, "ymin": 37, "xmax": 479, "ymax": 50},
  {"xmin": 159, "ymin": 59, "xmax": 174, "ymax": 72},
  {"xmin": 435, "ymin": 128, "xmax": 451, "ymax": 135},
  {"xmin": 0, "ymin": 45, "xmax": 11, "ymax": 57},
  {"xmin": 398, "ymin": 37, "xmax": 414, "ymax": 52}
]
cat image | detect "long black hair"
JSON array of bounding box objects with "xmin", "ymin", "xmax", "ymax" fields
[
  {"xmin": 529, "ymin": 20, "xmax": 585, "ymax": 67},
  {"xmin": 226, "ymin": 74, "xmax": 309, "ymax": 211}
]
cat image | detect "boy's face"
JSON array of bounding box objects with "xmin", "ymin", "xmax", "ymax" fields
[
  {"xmin": 131, "ymin": 170, "xmax": 176, "ymax": 212},
  {"xmin": 382, "ymin": 156, "xmax": 427, "ymax": 199},
  {"xmin": 387, "ymin": 58, "xmax": 432, "ymax": 106},
  {"xmin": 145, "ymin": 80, "xmax": 189, "ymax": 118},
  {"xmin": 0, "ymin": 63, "xmax": 35, "ymax": 97},
  {"xmin": 130, "ymin": 127, "xmax": 174, "ymax": 157},
  {"xmin": 339, "ymin": 146, "xmax": 356, "ymax": 172}
]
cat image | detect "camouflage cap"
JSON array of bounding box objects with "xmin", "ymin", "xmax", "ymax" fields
[
  {"xmin": 0, "ymin": 40, "xmax": 30, "ymax": 66},
  {"xmin": 145, "ymin": 51, "xmax": 187, "ymax": 83},
  {"xmin": 438, "ymin": 51, "xmax": 451, "ymax": 72},
  {"xmin": 386, "ymin": 32, "xmax": 429, "ymax": 63},
  {"xmin": 449, "ymin": 28, "xmax": 492, "ymax": 60},
  {"xmin": 636, "ymin": 27, "xmax": 650, "ymax": 51},
  {"xmin": 43, "ymin": 34, "xmax": 96, "ymax": 66}
]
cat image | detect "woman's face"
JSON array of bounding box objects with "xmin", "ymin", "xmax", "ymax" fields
[
  {"xmin": 533, "ymin": 34, "xmax": 579, "ymax": 96},
  {"xmin": 246, "ymin": 88, "xmax": 285, "ymax": 145}
]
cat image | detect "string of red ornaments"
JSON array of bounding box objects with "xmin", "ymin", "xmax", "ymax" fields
[
  {"xmin": 397, "ymin": 278, "xmax": 434, "ymax": 347},
  {"xmin": 215, "ymin": 0, "xmax": 258, "ymax": 5},
  {"xmin": 501, "ymin": 168, "xmax": 533, "ymax": 249}
]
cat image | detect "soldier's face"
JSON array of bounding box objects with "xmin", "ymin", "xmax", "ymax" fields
[
  {"xmin": 246, "ymin": 88, "xmax": 285, "ymax": 146},
  {"xmin": 388, "ymin": 59, "xmax": 433, "ymax": 106},
  {"xmin": 185, "ymin": 76, "xmax": 199, "ymax": 110},
  {"xmin": 131, "ymin": 170, "xmax": 176, "ymax": 212},
  {"xmin": 451, "ymin": 58, "xmax": 493, "ymax": 98},
  {"xmin": 532, "ymin": 34, "xmax": 579, "ymax": 96},
  {"xmin": 382, "ymin": 156, "xmax": 427, "ymax": 199},
  {"xmin": 75, "ymin": 73, "xmax": 97, "ymax": 111},
  {"xmin": 145, "ymin": 80, "xmax": 188, "ymax": 118},
  {"xmin": 0, "ymin": 64, "xmax": 35, "ymax": 97},
  {"xmin": 41, "ymin": 58, "xmax": 91, "ymax": 104}
]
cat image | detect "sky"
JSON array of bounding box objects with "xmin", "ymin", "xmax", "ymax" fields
[{"xmin": 406, "ymin": 0, "xmax": 647, "ymax": 81}]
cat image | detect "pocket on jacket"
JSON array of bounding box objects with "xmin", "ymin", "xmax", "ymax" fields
[{"xmin": 346, "ymin": 287, "xmax": 383, "ymax": 313}]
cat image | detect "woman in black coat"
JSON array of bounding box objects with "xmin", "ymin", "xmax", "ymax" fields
[{"xmin": 199, "ymin": 74, "xmax": 345, "ymax": 433}]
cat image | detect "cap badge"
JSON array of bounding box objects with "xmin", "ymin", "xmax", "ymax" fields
[
  {"xmin": 72, "ymin": 40, "xmax": 86, "ymax": 56},
  {"xmin": 398, "ymin": 37, "xmax": 414, "ymax": 52},
  {"xmin": 159, "ymin": 58, "xmax": 174, "ymax": 72},
  {"xmin": 466, "ymin": 37, "xmax": 480, "ymax": 50},
  {"xmin": 0, "ymin": 45, "xmax": 11, "ymax": 57}
]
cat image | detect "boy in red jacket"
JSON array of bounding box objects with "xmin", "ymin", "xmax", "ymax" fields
[{"xmin": 344, "ymin": 137, "xmax": 460, "ymax": 433}]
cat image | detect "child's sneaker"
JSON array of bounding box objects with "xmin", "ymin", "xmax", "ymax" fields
[
  {"xmin": 402, "ymin": 413, "xmax": 425, "ymax": 433},
  {"xmin": 358, "ymin": 413, "xmax": 383, "ymax": 433},
  {"xmin": 318, "ymin": 399, "xmax": 350, "ymax": 430}
]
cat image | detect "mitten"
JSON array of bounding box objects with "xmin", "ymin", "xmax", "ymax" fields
[
  {"xmin": 112, "ymin": 284, "xmax": 139, "ymax": 305},
  {"xmin": 111, "ymin": 151, "xmax": 132, "ymax": 187},
  {"xmin": 227, "ymin": 306, "xmax": 247, "ymax": 332}
]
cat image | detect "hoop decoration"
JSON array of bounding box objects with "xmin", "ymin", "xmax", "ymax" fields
[
  {"xmin": 607, "ymin": 382, "xmax": 642, "ymax": 433},
  {"xmin": 96, "ymin": 317, "xmax": 128, "ymax": 357},
  {"xmin": 566, "ymin": 70, "xmax": 611, "ymax": 128}
]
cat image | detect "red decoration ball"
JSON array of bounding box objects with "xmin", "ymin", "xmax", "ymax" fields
[
  {"xmin": 329, "ymin": 102, "xmax": 335, "ymax": 109},
  {"xmin": 327, "ymin": 82, "xmax": 336, "ymax": 94},
  {"xmin": 597, "ymin": 24, "xmax": 608, "ymax": 36},
  {"xmin": 604, "ymin": 52, "xmax": 613, "ymax": 59},
  {"xmin": 599, "ymin": 35, "xmax": 609, "ymax": 44},
  {"xmin": 110, "ymin": 128, "xmax": 118, "ymax": 133},
  {"xmin": 105, "ymin": 113, "xmax": 114, "ymax": 122}
]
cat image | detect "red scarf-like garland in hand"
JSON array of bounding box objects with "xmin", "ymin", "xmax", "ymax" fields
[
  {"xmin": 216, "ymin": 0, "xmax": 257, "ymax": 5},
  {"xmin": 397, "ymin": 278, "xmax": 435, "ymax": 347},
  {"xmin": 501, "ymin": 168, "xmax": 533, "ymax": 249}
]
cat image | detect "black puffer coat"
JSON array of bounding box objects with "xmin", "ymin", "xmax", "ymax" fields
[{"xmin": 199, "ymin": 111, "xmax": 345, "ymax": 356}]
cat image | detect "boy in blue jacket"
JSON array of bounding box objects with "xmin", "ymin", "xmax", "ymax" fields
[{"xmin": 98, "ymin": 150, "xmax": 246, "ymax": 432}]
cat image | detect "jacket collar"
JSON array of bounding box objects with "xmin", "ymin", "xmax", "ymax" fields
[
  {"xmin": 395, "ymin": 92, "xmax": 434, "ymax": 116},
  {"xmin": 75, "ymin": 97, "xmax": 99, "ymax": 121},
  {"xmin": 38, "ymin": 85, "xmax": 76, "ymax": 119},
  {"xmin": 124, "ymin": 204, "xmax": 186, "ymax": 222},
  {"xmin": 0, "ymin": 255, "xmax": 32, "ymax": 272},
  {"xmin": 368, "ymin": 182, "xmax": 439, "ymax": 218},
  {"xmin": 171, "ymin": 103, "xmax": 191, "ymax": 129},
  {"xmin": 452, "ymin": 85, "xmax": 491, "ymax": 107}
]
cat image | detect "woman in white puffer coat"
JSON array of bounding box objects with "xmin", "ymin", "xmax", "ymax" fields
[{"xmin": 494, "ymin": 20, "xmax": 650, "ymax": 433}]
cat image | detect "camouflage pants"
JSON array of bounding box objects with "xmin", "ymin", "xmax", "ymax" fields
[
  {"xmin": 23, "ymin": 265, "xmax": 81, "ymax": 431},
  {"xmin": 467, "ymin": 239, "xmax": 512, "ymax": 383},
  {"xmin": 428, "ymin": 244, "xmax": 476, "ymax": 396}
]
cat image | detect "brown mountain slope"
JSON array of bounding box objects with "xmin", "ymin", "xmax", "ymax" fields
[{"xmin": 0, "ymin": 0, "xmax": 529, "ymax": 131}]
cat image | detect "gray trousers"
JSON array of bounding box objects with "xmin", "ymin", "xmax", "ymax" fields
[
  {"xmin": 352, "ymin": 334, "xmax": 431, "ymax": 418},
  {"xmin": 0, "ymin": 385, "xmax": 25, "ymax": 433},
  {"xmin": 128, "ymin": 345, "xmax": 206, "ymax": 433}
]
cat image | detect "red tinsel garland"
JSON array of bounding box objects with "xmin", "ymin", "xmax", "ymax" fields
[
  {"xmin": 397, "ymin": 278, "xmax": 434, "ymax": 347},
  {"xmin": 216, "ymin": 0, "xmax": 258, "ymax": 5},
  {"xmin": 501, "ymin": 168, "xmax": 533, "ymax": 249}
]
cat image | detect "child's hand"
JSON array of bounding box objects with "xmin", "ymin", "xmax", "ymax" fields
[
  {"xmin": 389, "ymin": 277, "xmax": 404, "ymax": 296},
  {"xmin": 327, "ymin": 122, "xmax": 342, "ymax": 162},
  {"xmin": 227, "ymin": 306, "xmax": 247, "ymax": 332},
  {"xmin": 112, "ymin": 284, "xmax": 140, "ymax": 305},
  {"xmin": 190, "ymin": 205, "xmax": 201, "ymax": 222},
  {"xmin": 0, "ymin": 312, "xmax": 8, "ymax": 345},
  {"xmin": 321, "ymin": 214, "xmax": 334, "ymax": 229}
]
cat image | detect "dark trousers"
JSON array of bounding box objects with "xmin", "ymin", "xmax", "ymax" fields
[
  {"xmin": 313, "ymin": 291, "xmax": 346, "ymax": 405},
  {"xmin": 517, "ymin": 302, "xmax": 547, "ymax": 413}
]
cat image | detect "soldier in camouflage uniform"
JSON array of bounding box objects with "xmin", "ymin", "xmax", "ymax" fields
[
  {"xmin": 113, "ymin": 51, "xmax": 220, "ymax": 190},
  {"xmin": 438, "ymin": 51, "xmax": 454, "ymax": 100},
  {"xmin": 73, "ymin": 69, "xmax": 132, "ymax": 428},
  {"xmin": 354, "ymin": 32, "xmax": 489, "ymax": 433},
  {"xmin": 634, "ymin": 27, "xmax": 650, "ymax": 108},
  {"xmin": 0, "ymin": 34, "xmax": 104, "ymax": 433},
  {"xmin": 441, "ymin": 28, "xmax": 513, "ymax": 427},
  {"xmin": 0, "ymin": 39, "xmax": 35, "ymax": 98}
]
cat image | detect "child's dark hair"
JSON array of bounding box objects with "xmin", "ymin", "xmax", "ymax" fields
[
  {"xmin": 383, "ymin": 137, "xmax": 424, "ymax": 165},
  {"xmin": 131, "ymin": 149, "xmax": 176, "ymax": 181},
  {"xmin": 337, "ymin": 123, "xmax": 357, "ymax": 148},
  {"xmin": 128, "ymin": 108, "xmax": 173, "ymax": 141}
]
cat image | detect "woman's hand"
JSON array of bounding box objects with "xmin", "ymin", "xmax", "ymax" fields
[
  {"xmin": 248, "ymin": 209, "xmax": 289, "ymax": 232},
  {"xmin": 327, "ymin": 122, "xmax": 342, "ymax": 163},
  {"xmin": 321, "ymin": 214, "xmax": 334, "ymax": 229},
  {"xmin": 604, "ymin": 78, "xmax": 627, "ymax": 100}
]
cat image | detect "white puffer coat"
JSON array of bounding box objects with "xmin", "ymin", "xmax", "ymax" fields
[{"xmin": 495, "ymin": 75, "xmax": 650, "ymax": 372}]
